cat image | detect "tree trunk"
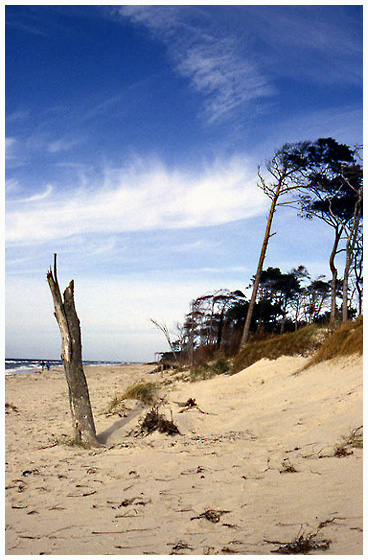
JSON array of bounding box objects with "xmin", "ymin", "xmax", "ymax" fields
[
  {"xmin": 47, "ymin": 255, "xmax": 101, "ymax": 448},
  {"xmin": 329, "ymin": 227, "xmax": 342, "ymax": 327},
  {"xmin": 240, "ymin": 185, "xmax": 280, "ymax": 348},
  {"xmin": 342, "ymin": 199, "xmax": 361, "ymax": 323},
  {"xmin": 216, "ymin": 307, "xmax": 225, "ymax": 349},
  {"xmin": 342, "ymin": 243, "xmax": 351, "ymax": 324}
]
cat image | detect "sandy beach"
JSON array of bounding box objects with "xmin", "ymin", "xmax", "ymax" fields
[{"xmin": 5, "ymin": 355, "xmax": 362, "ymax": 555}]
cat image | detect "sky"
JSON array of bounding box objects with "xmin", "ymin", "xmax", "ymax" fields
[{"xmin": 5, "ymin": 3, "xmax": 363, "ymax": 362}]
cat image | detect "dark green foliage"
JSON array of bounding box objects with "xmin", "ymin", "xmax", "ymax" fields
[{"xmin": 188, "ymin": 358, "xmax": 231, "ymax": 381}]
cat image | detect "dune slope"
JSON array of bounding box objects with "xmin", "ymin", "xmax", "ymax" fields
[{"xmin": 5, "ymin": 355, "xmax": 362, "ymax": 555}]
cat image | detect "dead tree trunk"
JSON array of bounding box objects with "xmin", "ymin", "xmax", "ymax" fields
[
  {"xmin": 240, "ymin": 182, "xmax": 280, "ymax": 348},
  {"xmin": 47, "ymin": 254, "xmax": 100, "ymax": 448}
]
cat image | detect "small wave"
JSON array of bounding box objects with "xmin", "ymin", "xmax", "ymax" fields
[{"xmin": 5, "ymin": 365, "xmax": 42, "ymax": 375}]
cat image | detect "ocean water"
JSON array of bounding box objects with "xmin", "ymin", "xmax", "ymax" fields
[{"xmin": 5, "ymin": 358, "xmax": 122, "ymax": 375}]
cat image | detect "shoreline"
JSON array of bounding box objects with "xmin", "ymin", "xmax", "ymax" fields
[
  {"xmin": 5, "ymin": 360, "xmax": 145, "ymax": 376},
  {"xmin": 6, "ymin": 356, "xmax": 363, "ymax": 554}
]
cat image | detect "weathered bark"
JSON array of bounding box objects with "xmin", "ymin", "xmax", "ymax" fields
[
  {"xmin": 353, "ymin": 235, "xmax": 363, "ymax": 316},
  {"xmin": 329, "ymin": 227, "xmax": 343, "ymax": 326},
  {"xmin": 47, "ymin": 254, "xmax": 100, "ymax": 448},
  {"xmin": 240, "ymin": 184, "xmax": 280, "ymax": 348},
  {"xmin": 342, "ymin": 191, "xmax": 362, "ymax": 323}
]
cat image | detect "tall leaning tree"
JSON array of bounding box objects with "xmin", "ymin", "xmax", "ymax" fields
[
  {"xmin": 47, "ymin": 254, "xmax": 101, "ymax": 448},
  {"xmin": 295, "ymin": 138, "xmax": 361, "ymax": 326},
  {"xmin": 340, "ymin": 161, "xmax": 363, "ymax": 322},
  {"xmin": 240, "ymin": 141, "xmax": 311, "ymax": 348}
]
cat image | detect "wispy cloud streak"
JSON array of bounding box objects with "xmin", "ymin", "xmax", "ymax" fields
[
  {"xmin": 115, "ymin": 6, "xmax": 273, "ymax": 124},
  {"xmin": 6, "ymin": 156, "xmax": 265, "ymax": 246}
]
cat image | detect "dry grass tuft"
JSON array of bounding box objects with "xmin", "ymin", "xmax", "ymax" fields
[
  {"xmin": 232, "ymin": 324, "xmax": 328, "ymax": 374},
  {"xmin": 52, "ymin": 434, "xmax": 91, "ymax": 449},
  {"xmin": 107, "ymin": 381, "xmax": 159, "ymax": 414},
  {"xmin": 303, "ymin": 317, "xmax": 362, "ymax": 370},
  {"xmin": 268, "ymin": 529, "xmax": 331, "ymax": 554},
  {"xmin": 334, "ymin": 426, "xmax": 363, "ymax": 457}
]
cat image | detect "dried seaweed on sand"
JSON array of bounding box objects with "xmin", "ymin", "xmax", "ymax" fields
[{"xmin": 137, "ymin": 406, "xmax": 181, "ymax": 436}]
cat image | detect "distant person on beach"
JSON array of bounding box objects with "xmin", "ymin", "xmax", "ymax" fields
[
  {"xmin": 41, "ymin": 361, "xmax": 45, "ymax": 371},
  {"xmin": 46, "ymin": 361, "xmax": 50, "ymax": 371}
]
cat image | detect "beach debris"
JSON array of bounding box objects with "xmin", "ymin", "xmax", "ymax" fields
[
  {"xmin": 191, "ymin": 509, "xmax": 230, "ymax": 523},
  {"xmin": 9, "ymin": 479, "xmax": 27, "ymax": 493},
  {"xmin": 221, "ymin": 546, "xmax": 241, "ymax": 554},
  {"xmin": 181, "ymin": 465, "xmax": 207, "ymax": 476},
  {"xmin": 333, "ymin": 445, "xmax": 353, "ymax": 458},
  {"xmin": 176, "ymin": 398, "xmax": 207, "ymax": 414},
  {"xmin": 279, "ymin": 458, "xmax": 298, "ymax": 473},
  {"xmin": 22, "ymin": 469, "xmax": 40, "ymax": 477},
  {"xmin": 117, "ymin": 497, "xmax": 150, "ymax": 508},
  {"xmin": 66, "ymin": 489, "xmax": 97, "ymax": 497},
  {"xmin": 317, "ymin": 517, "xmax": 343, "ymax": 529},
  {"xmin": 170, "ymin": 541, "xmax": 193, "ymax": 553},
  {"xmin": 334, "ymin": 425, "xmax": 363, "ymax": 457},
  {"xmin": 5, "ymin": 402, "xmax": 19, "ymax": 414},
  {"xmin": 137, "ymin": 406, "xmax": 180, "ymax": 436},
  {"xmin": 266, "ymin": 528, "xmax": 331, "ymax": 554}
]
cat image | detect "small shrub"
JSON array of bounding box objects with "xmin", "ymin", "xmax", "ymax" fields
[
  {"xmin": 187, "ymin": 358, "xmax": 231, "ymax": 382},
  {"xmin": 212, "ymin": 358, "xmax": 231, "ymax": 374},
  {"xmin": 188, "ymin": 364, "xmax": 216, "ymax": 382}
]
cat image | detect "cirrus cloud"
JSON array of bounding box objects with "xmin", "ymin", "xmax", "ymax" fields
[
  {"xmin": 115, "ymin": 6, "xmax": 273, "ymax": 125},
  {"xmin": 6, "ymin": 155, "xmax": 266, "ymax": 246}
]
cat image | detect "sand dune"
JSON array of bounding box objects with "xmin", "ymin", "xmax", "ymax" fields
[{"xmin": 5, "ymin": 355, "xmax": 362, "ymax": 555}]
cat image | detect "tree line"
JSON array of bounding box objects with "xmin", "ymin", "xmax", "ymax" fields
[
  {"xmin": 47, "ymin": 136, "xmax": 362, "ymax": 445},
  {"xmin": 165, "ymin": 137, "xmax": 362, "ymax": 365}
]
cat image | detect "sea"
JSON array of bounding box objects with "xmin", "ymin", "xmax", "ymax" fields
[{"xmin": 5, "ymin": 358, "xmax": 123, "ymax": 375}]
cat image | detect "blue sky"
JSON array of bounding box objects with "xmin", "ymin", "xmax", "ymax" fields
[{"xmin": 5, "ymin": 4, "xmax": 363, "ymax": 361}]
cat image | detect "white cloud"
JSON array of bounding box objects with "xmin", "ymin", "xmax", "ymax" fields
[
  {"xmin": 176, "ymin": 37, "xmax": 272, "ymax": 124},
  {"xmin": 6, "ymin": 155, "xmax": 266, "ymax": 246}
]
